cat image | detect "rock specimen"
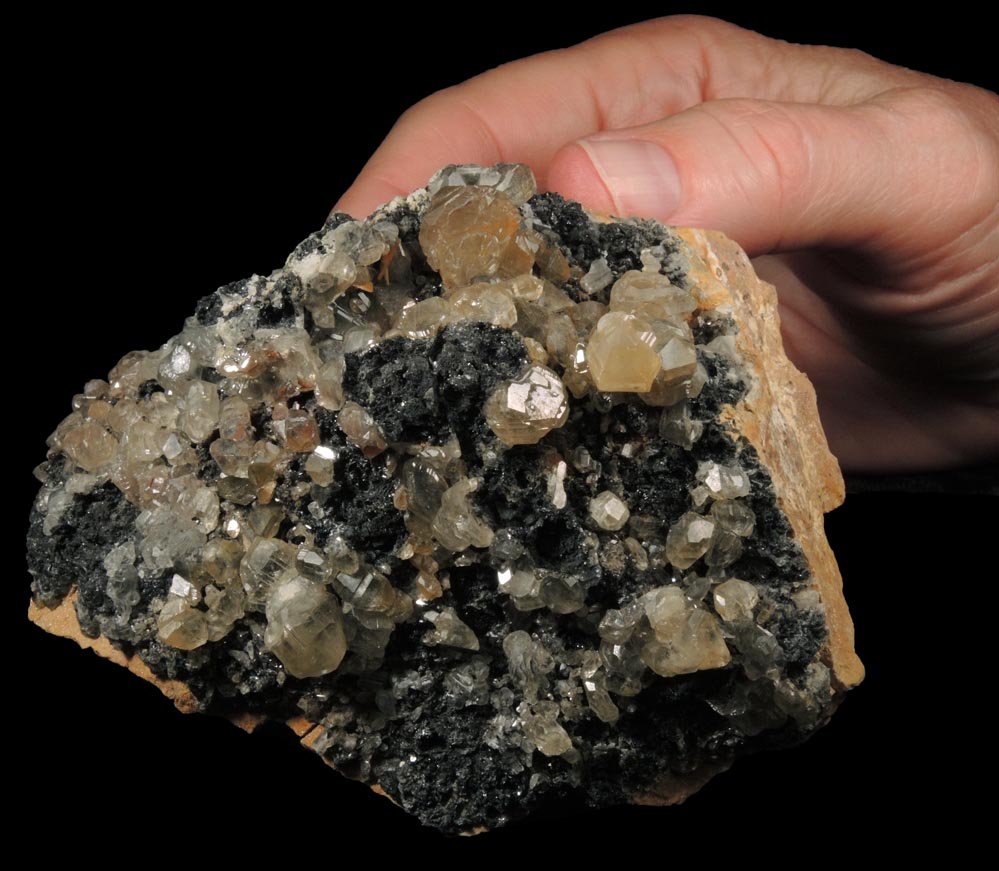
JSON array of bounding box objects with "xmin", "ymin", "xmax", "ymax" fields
[{"xmin": 27, "ymin": 163, "xmax": 862, "ymax": 833}]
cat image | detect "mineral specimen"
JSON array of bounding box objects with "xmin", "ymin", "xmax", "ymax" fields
[{"xmin": 27, "ymin": 163, "xmax": 862, "ymax": 833}]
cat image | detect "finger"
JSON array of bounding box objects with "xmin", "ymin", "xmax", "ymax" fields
[
  {"xmin": 334, "ymin": 16, "xmax": 911, "ymax": 218},
  {"xmin": 547, "ymin": 86, "xmax": 999, "ymax": 269}
]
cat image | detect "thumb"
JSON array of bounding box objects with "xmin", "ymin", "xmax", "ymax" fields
[{"xmin": 546, "ymin": 92, "xmax": 981, "ymax": 261}]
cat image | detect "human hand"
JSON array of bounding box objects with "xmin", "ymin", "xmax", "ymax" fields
[{"xmin": 335, "ymin": 16, "xmax": 998, "ymax": 473}]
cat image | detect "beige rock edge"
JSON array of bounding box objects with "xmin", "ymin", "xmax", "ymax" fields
[{"xmin": 27, "ymin": 225, "xmax": 863, "ymax": 821}]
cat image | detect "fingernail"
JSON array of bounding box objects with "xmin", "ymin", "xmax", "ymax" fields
[{"xmin": 578, "ymin": 138, "xmax": 682, "ymax": 219}]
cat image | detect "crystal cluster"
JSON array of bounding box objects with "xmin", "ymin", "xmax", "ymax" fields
[{"xmin": 27, "ymin": 164, "xmax": 857, "ymax": 833}]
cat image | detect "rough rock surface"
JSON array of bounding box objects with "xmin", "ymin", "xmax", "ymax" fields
[{"xmin": 27, "ymin": 164, "xmax": 861, "ymax": 833}]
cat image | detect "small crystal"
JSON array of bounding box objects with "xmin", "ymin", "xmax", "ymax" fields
[
  {"xmin": 705, "ymin": 529, "xmax": 743, "ymax": 568},
  {"xmin": 432, "ymin": 478, "xmax": 494, "ymax": 551},
  {"xmin": 218, "ymin": 399, "xmax": 252, "ymax": 443},
  {"xmin": 338, "ymin": 402, "xmax": 387, "ymax": 457},
  {"xmin": 498, "ymin": 567, "xmax": 539, "ymax": 599},
  {"xmin": 484, "ymin": 365, "xmax": 569, "ymax": 446},
  {"xmin": 401, "ymin": 458, "xmax": 448, "ymax": 522},
  {"xmin": 504, "ymin": 630, "xmax": 555, "ymax": 693},
  {"xmin": 583, "ymin": 678, "xmax": 620, "ymax": 724},
  {"xmin": 282, "ymin": 408, "xmax": 320, "ymax": 453},
  {"xmin": 419, "ymin": 186, "xmax": 533, "ymax": 290},
  {"xmin": 598, "ymin": 607, "xmax": 640, "ymax": 643},
  {"xmin": 696, "ymin": 461, "xmax": 751, "ymax": 500},
  {"xmin": 447, "ymin": 283, "xmax": 518, "ymax": 328},
  {"xmin": 169, "ymin": 573, "xmax": 200, "ymax": 604},
  {"xmin": 427, "ymin": 163, "xmax": 537, "ymax": 205},
  {"xmin": 393, "ymin": 297, "xmax": 453, "ymax": 339},
  {"xmin": 157, "ymin": 597, "xmax": 209, "ymax": 650},
  {"xmin": 304, "ymin": 445, "xmax": 337, "ymax": 486},
  {"xmin": 181, "ymin": 381, "xmax": 221, "ymax": 443},
  {"xmin": 710, "ymin": 499, "xmax": 756, "ymax": 536},
  {"xmin": 414, "ymin": 571, "xmax": 443, "ymax": 604},
  {"xmin": 444, "ymin": 658, "xmax": 491, "ymax": 707},
  {"xmin": 518, "ymin": 700, "xmax": 573, "ymax": 757},
  {"xmin": 264, "ymin": 574, "xmax": 347, "ymax": 678},
  {"xmin": 589, "ymin": 491, "xmax": 630, "ymax": 531},
  {"xmin": 579, "ymin": 258, "xmax": 613, "ymax": 294},
  {"xmin": 609, "ymin": 270, "xmax": 696, "ymax": 321},
  {"xmin": 640, "ymin": 585, "xmax": 730, "ymax": 677},
  {"xmin": 59, "ymin": 421, "xmax": 118, "ymax": 473},
  {"xmin": 336, "ymin": 569, "xmax": 411, "ymax": 624},
  {"xmin": 540, "ymin": 574, "xmax": 585, "ymax": 614},
  {"xmin": 713, "ymin": 578, "xmax": 759, "ymax": 622},
  {"xmin": 546, "ymin": 459, "xmax": 568, "ymax": 509},
  {"xmin": 239, "ymin": 537, "xmax": 298, "ymax": 607},
  {"xmin": 665, "ymin": 512, "xmax": 717, "ymax": 569},
  {"xmin": 315, "ymin": 356, "xmax": 345, "ymax": 411},
  {"xmin": 423, "ymin": 607, "xmax": 480, "ymax": 651},
  {"xmin": 659, "ymin": 401, "xmax": 704, "ymax": 448},
  {"xmin": 586, "ymin": 312, "xmax": 661, "ymax": 393}
]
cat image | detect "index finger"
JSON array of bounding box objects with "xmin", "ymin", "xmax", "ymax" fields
[{"xmin": 334, "ymin": 15, "xmax": 911, "ymax": 217}]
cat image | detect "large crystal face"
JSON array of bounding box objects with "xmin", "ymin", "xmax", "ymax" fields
[{"xmin": 27, "ymin": 163, "xmax": 857, "ymax": 834}]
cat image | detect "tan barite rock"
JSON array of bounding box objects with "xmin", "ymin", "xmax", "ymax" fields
[
  {"xmin": 678, "ymin": 227, "xmax": 862, "ymax": 690},
  {"xmin": 28, "ymin": 163, "xmax": 861, "ymax": 832}
]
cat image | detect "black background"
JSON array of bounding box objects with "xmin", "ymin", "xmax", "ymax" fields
[{"xmin": 17, "ymin": 6, "xmax": 996, "ymax": 857}]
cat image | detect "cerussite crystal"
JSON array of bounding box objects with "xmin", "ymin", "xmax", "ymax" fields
[
  {"xmin": 586, "ymin": 311, "xmax": 661, "ymax": 392},
  {"xmin": 27, "ymin": 163, "xmax": 862, "ymax": 834},
  {"xmin": 484, "ymin": 364, "xmax": 569, "ymax": 446},
  {"xmin": 589, "ymin": 491, "xmax": 631, "ymax": 531}
]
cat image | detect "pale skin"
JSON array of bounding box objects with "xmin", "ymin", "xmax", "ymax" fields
[{"xmin": 334, "ymin": 16, "xmax": 998, "ymax": 473}]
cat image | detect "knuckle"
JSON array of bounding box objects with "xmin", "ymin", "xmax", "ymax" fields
[
  {"xmin": 895, "ymin": 85, "xmax": 999, "ymax": 202},
  {"xmin": 696, "ymin": 98, "xmax": 813, "ymax": 229},
  {"xmin": 869, "ymin": 84, "xmax": 999, "ymax": 241},
  {"xmin": 893, "ymin": 84, "xmax": 984, "ymax": 140},
  {"xmin": 396, "ymin": 91, "xmax": 446, "ymax": 128},
  {"xmin": 703, "ymin": 98, "xmax": 813, "ymax": 173}
]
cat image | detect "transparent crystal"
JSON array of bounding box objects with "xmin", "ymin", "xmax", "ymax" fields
[
  {"xmin": 419, "ymin": 186, "xmax": 533, "ymax": 290},
  {"xmin": 58, "ymin": 421, "xmax": 118, "ymax": 473},
  {"xmin": 338, "ymin": 401, "xmax": 387, "ymax": 457},
  {"xmin": 665, "ymin": 512, "xmax": 716, "ymax": 569},
  {"xmin": 304, "ymin": 445, "xmax": 337, "ymax": 486},
  {"xmin": 518, "ymin": 700, "xmax": 573, "ymax": 757},
  {"xmin": 640, "ymin": 585, "xmax": 730, "ymax": 677},
  {"xmin": 427, "ymin": 163, "xmax": 537, "ymax": 205},
  {"xmin": 710, "ymin": 499, "xmax": 756, "ymax": 536},
  {"xmin": 432, "ymin": 478, "xmax": 494, "ymax": 551},
  {"xmin": 579, "ymin": 258, "xmax": 613, "ymax": 294},
  {"xmin": 484, "ymin": 365, "xmax": 569, "ymax": 446},
  {"xmin": 696, "ymin": 460, "xmax": 751, "ymax": 500},
  {"xmin": 447, "ymin": 282, "xmax": 518, "ymax": 328},
  {"xmin": 609, "ymin": 270, "xmax": 696, "ymax": 321},
  {"xmin": 423, "ymin": 607, "xmax": 480, "ymax": 651},
  {"xmin": 264, "ymin": 574, "xmax": 347, "ymax": 678},
  {"xmin": 586, "ymin": 312, "xmax": 661, "ymax": 393},
  {"xmin": 713, "ymin": 578, "xmax": 759, "ymax": 623},
  {"xmin": 589, "ymin": 491, "xmax": 630, "ymax": 531},
  {"xmin": 157, "ymin": 596, "xmax": 209, "ymax": 650}
]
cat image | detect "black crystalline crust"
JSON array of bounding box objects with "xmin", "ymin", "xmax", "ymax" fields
[
  {"xmin": 343, "ymin": 324, "xmax": 527, "ymax": 447},
  {"xmin": 27, "ymin": 173, "xmax": 830, "ymax": 834},
  {"xmin": 27, "ymin": 481, "xmax": 140, "ymax": 612}
]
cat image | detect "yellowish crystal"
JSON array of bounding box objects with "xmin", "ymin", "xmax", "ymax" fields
[
  {"xmin": 264, "ymin": 574, "xmax": 348, "ymax": 678},
  {"xmin": 484, "ymin": 364, "xmax": 569, "ymax": 446},
  {"xmin": 589, "ymin": 491, "xmax": 630, "ymax": 531},
  {"xmin": 418, "ymin": 186, "xmax": 534, "ymax": 290},
  {"xmin": 713, "ymin": 578, "xmax": 760, "ymax": 623},
  {"xmin": 640, "ymin": 586, "xmax": 731, "ymax": 677},
  {"xmin": 609, "ymin": 270, "xmax": 696, "ymax": 321},
  {"xmin": 586, "ymin": 312, "xmax": 661, "ymax": 393}
]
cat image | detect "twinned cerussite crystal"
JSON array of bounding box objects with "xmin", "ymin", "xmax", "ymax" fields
[{"xmin": 26, "ymin": 163, "xmax": 862, "ymax": 833}]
